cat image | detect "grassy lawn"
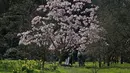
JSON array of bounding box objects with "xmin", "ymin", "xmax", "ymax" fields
[{"xmin": 0, "ymin": 60, "xmax": 130, "ymax": 73}]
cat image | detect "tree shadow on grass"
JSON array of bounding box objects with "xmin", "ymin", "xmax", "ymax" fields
[
  {"xmin": 100, "ymin": 66, "xmax": 130, "ymax": 69},
  {"xmin": 44, "ymin": 67, "xmax": 61, "ymax": 73},
  {"xmin": 0, "ymin": 70, "xmax": 11, "ymax": 73},
  {"xmin": 85, "ymin": 66, "xmax": 98, "ymax": 69},
  {"xmin": 85, "ymin": 66, "xmax": 130, "ymax": 69},
  {"xmin": 55, "ymin": 70, "xmax": 61, "ymax": 73}
]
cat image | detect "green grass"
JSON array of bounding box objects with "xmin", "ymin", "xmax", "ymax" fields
[{"xmin": 0, "ymin": 60, "xmax": 130, "ymax": 73}]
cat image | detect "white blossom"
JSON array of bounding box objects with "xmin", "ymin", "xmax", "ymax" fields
[
  {"xmin": 18, "ymin": 0, "xmax": 103, "ymax": 51},
  {"xmin": 31, "ymin": 16, "xmax": 42, "ymax": 25}
]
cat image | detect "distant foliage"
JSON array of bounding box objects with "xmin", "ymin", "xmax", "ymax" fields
[{"xmin": 0, "ymin": 0, "xmax": 40, "ymax": 58}]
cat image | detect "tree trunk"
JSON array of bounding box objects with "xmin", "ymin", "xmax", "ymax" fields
[
  {"xmin": 41, "ymin": 45, "xmax": 46, "ymax": 73},
  {"xmin": 103, "ymin": 57, "xmax": 106, "ymax": 64},
  {"xmin": 107, "ymin": 56, "xmax": 110, "ymax": 66},
  {"xmin": 107, "ymin": 61, "xmax": 110, "ymax": 66},
  {"xmin": 59, "ymin": 59, "xmax": 62, "ymax": 65},
  {"xmin": 98, "ymin": 56, "xmax": 102, "ymax": 68},
  {"xmin": 58, "ymin": 53, "xmax": 63, "ymax": 65},
  {"xmin": 120, "ymin": 56, "xmax": 123, "ymax": 64},
  {"xmin": 40, "ymin": 54, "xmax": 45, "ymax": 73}
]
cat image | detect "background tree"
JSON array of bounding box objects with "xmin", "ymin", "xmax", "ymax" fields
[
  {"xmin": 97, "ymin": 0, "xmax": 130, "ymax": 66},
  {"xmin": 0, "ymin": 0, "xmax": 47, "ymax": 59}
]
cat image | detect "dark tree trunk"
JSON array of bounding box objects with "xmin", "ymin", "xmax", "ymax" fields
[
  {"xmin": 107, "ymin": 61, "xmax": 110, "ymax": 66},
  {"xmin": 98, "ymin": 56, "xmax": 102, "ymax": 68},
  {"xmin": 103, "ymin": 57, "xmax": 106, "ymax": 64},
  {"xmin": 41, "ymin": 58, "xmax": 45, "ymax": 73},
  {"xmin": 120, "ymin": 56, "xmax": 123, "ymax": 64},
  {"xmin": 41, "ymin": 45, "xmax": 47, "ymax": 73},
  {"xmin": 107, "ymin": 56, "xmax": 110, "ymax": 66},
  {"xmin": 40, "ymin": 54, "xmax": 45, "ymax": 73},
  {"xmin": 59, "ymin": 59, "xmax": 62, "ymax": 65}
]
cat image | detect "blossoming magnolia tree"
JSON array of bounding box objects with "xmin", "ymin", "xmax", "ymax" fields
[{"xmin": 18, "ymin": 0, "xmax": 103, "ymax": 62}]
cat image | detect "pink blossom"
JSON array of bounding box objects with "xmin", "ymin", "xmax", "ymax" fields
[{"xmin": 18, "ymin": 0, "xmax": 104, "ymax": 51}]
